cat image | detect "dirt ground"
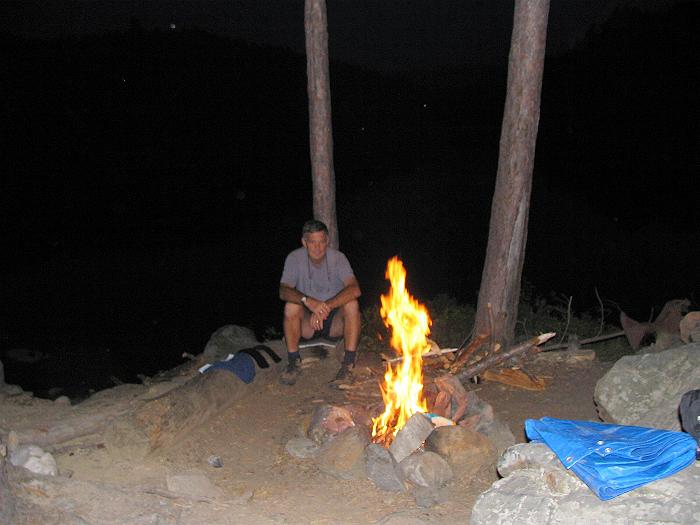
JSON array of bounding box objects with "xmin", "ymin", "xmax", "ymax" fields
[{"xmin": 1, "ymin": 344, "xmax": 612, "ymax": 524}]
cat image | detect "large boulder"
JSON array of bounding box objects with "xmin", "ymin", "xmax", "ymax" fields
[
  {"xmin": 594, "ymin": 343, "xmax": 700, "ymax": 430},
  {"xmin": 202, "ymin": 325, "xmax": 259, "ymax": 360},
  {"xmin": 470, "ymin": 443, "xmax": 700, "ymax": 525}
]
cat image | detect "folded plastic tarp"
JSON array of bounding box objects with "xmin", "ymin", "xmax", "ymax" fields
[{"xmin": 525, "ymin": 417, "xmax": 696, "ymax": 500}]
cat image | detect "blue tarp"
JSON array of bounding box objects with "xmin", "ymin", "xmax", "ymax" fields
[
  {"xmin": 199, "ymin": 352, "xmax": 256, "ymax": 383},
  {"xmin": 525, "ymin": 417, "xmax": 696, "ymax": 500}
]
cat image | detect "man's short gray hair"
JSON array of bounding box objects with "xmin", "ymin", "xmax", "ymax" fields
[{"xmin": 302, "ymin": 219, "xmax": 329, "ymax": 237}]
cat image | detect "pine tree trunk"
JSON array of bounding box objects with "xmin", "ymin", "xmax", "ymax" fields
[
  {"xmin": 474, "ymin": 0, "xmax": 550, "ymax": 348},
  {"xmin": 305, "ymin": 0, "xmax": 339, "ymax": 248}
]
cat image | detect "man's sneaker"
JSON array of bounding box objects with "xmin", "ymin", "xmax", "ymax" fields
[
  {"xmin": 280, "ymin": 360, "xmax": 301, "ymax": 385},
  {"xmin": 333, "ymin": 363, "xmax": 354, "ymax": 382}
]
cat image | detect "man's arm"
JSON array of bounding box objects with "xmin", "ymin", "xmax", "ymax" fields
[
  {"xmin": 279, "ymin": 282, "xmax": 306, "ymax": 304},
  {"xmin": 325, "ymin": 276, "xmax": 361, "ymax": 310}
]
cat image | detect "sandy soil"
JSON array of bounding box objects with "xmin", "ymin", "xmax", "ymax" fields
[{"xmin": 1, "ymin": 344, "xmax": 611, "ymax": 524}]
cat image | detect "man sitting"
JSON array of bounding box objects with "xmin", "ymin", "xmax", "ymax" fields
[{"xmin": 279, "ymin": 219, "xmax": 361, "ymax": 385}]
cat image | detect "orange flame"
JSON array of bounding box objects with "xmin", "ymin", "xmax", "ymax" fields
[{"xmin": 371, "ymin": 257, "xmax": 431, "ymax": 446}]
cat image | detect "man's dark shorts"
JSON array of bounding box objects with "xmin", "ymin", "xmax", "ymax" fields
[{"xmin": 301, "ymin": 308, "xmax": 341, "ymax": 341}]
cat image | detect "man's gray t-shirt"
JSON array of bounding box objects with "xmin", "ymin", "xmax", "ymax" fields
[{"xmin": 280, "ymin": 247, "xmax": 354, "ymax": 301}]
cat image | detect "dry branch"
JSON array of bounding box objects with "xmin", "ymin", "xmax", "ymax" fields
[
  {"xmin": 384, "ymin": 347, "xmax": 460, "ymax": 363},
  {"xmin": 448, "ymin": 333, "xmax": 490, "ymax": 374},
  {"xmin": 540, "ymin": 330, "xmax": 625, "ymax": 352},
  {"xmin": 455, "ymin": 332, "xmax": 555, "ymax": 382}
]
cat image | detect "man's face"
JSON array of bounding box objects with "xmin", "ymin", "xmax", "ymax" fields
[{"xmin": 302, "ymin": 230, "xmax": 329, "ymax": 263}]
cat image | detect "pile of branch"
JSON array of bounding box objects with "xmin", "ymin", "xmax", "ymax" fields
[{"xmin": 453, "ymin": 332, "xmax": 555, "ymax": 381}]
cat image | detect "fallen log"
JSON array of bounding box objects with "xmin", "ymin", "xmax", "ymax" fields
[
  {"xmin": 134, "ymin": 362, "xmax": 280, "ymax": 451},
  {"xmin": 455, "ymin": 332, "xmax": 555, "ymax": 382},
  {"xmin": 3, "ymin": 397, "xmax": 136, "ymax": 447}
]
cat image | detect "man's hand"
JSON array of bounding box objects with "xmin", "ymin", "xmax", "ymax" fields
[
  {"xmin": 307, "ymin": 297, "xmax": 331, "ymax": 320},
  {"xmin": 310, "ymin": 311, "xmax": 324, "ymax": 331}
]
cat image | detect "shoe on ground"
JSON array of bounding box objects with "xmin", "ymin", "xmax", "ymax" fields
[
  {"xmin": 280, "ymin": 361, "xmax": 301, "ymax": 385},
  {"xmin": 333, "ymin": 363, "xmax": 354, "ymax": 382}
]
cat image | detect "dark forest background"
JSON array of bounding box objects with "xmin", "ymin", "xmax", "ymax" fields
[{"xmin": 1, "ymin": 3, "xmax": 698, "ymax": 398}]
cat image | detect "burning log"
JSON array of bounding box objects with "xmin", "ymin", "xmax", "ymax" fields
[{"xmin": 454, "ymin": 332, "xmax": 555, "ymax": 382}]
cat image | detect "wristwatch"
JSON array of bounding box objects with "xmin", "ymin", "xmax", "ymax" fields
[{"xmin": 301, "ymin": 296, "xmax": 308, "ymax": 305}]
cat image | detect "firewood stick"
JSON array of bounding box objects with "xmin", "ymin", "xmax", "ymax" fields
[
  {"xmin": 384, "ymin": 347, "xmax": 461, "ymax": 363},
  {"xmin": 345, "ymin": 393, "xmax": 382, "ymax": 401},
  {"xmin": 540, "ymin": 330, "xmax": 625, "ymax": 351},
  {"xmin": 449, "ymin": 333, "xmax": 490, "ymax": 374},
  {"xmin": 337, "ymin": 382, "xmax": 379, "ymax": 391},
  {"xmin": 455, "ymin": 332, "xmax": 556, "ymax": 382},
  {"xmin": 344, "ymin": 389, "xmax": 382, "ymax": 397}
]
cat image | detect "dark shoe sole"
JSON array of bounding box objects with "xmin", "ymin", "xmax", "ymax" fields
[{"xmin": 280, "ymin": 369, "xmax": 300, "ymax": 386}]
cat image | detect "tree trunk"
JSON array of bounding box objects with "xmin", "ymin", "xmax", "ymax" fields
[
  {"xmin": 474, "ymin": 0, "xmax": 550, "ymax": 348},
  {"xmin": 305, "ymin": 0, "xmax": 339, "ymax": 249}
]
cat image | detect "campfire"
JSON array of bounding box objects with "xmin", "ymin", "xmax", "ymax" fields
[{"xmin": 372, "ymin": 256, "xmax": 431, "ymax": 446}]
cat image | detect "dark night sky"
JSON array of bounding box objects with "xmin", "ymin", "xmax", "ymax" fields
[
  {"xmin": 0, "ymin": 0, "xmax": 684, "ymax": 70},
  {"xmin": 1, "ymin": 0, "xmax": 698, "ymax": 398}
]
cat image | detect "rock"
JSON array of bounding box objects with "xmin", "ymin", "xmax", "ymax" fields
[
  {"xmin": 389, "ymin": 413, "xmax": 434, "ymax": 463},
  {"xmin": 680, "ymin": 312, "xmax": 700, "ymax": 343},
  {"xmin": 594, "ymin": 343, "xmax": 700, "ymax": 430},
  {"xmin": 471, "ymin": 442, "xmax": 700, "ymax": 525},
  {"xmin": 0, "ymin": 359, "xmax": 4, "ymax": 384},
  {"xmin": 458, "ymin": 390, "xmax": 494, "ymax": 430},
  {"xmin": 285, "ymin": 437, "xmax": 319, "ymax": 459},
  {"xmin": 315, "ymin": 426, "xmax": 369, "ymax": 480},
  {"xmin": 207, "ymin": 455, "xmax": 223, "ymax": 468},
  {"xmin": 411, "ymin": 486, "xmax": 449, "ymax": 508},
  {"xmin": 53, "ymin": 395, "xmax": 71, "ymax": 405},
  {"xmin": 9, "ymin": 445, "xmax": 58, "ymax": 476},
  {"xmin": 425, "ymin": 425, "xmax": 495, "ymax": 479},
  {"xmin": 1, "ymin": 384, "xmax": 23, "ymax": 396},
  {"xmin": 4, "ymin": 348, "xmax": 48, "ymax": 364},
  {"xmin": 377, "ymin": 511, "xmax": 430, "ymax": 524},
  {"xmin": 166, "ymin": 471, "xmax": 224, "ymax": 500},
  {"xmin": 345, "ymin": 403, "xmax": 373, "ymax": 429},
  {"xmin": 202, "ymin": 325, "xmax": 258, "ymax": 360},
  {"xmin": 307, "ymin": 404, "xmax": 356, "ymax": 445},
  {"xmin": 399, "ymin": 450, "xmax": 453, "ymax": 489},
  {"xmin": 476, "ymin": 418, "xmax": 517, "ymax": 458},
  {"xmin": 496, "ymin": 443, "xmax": 583, "ymax": 494},
  {"xmin": 365, "ymin": 443, "xmax": 407, "ymax": 492}
]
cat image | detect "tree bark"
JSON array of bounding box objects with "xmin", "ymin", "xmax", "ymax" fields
[
  {"xmin": 305, "ymin": 0, "xmax": 339, "ymax": 248},
  {"xmin": 474, "ymin": 0, "xmax": 550, "ymax": 348},
  {"xmin": 134, "ymin": 369, "xmax": 253, "ymax": 450}
]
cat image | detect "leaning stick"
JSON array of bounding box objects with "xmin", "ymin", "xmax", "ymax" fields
[
  {"xmin": 455, "ymin": 332, "xmax": 556, "ymax": 382},
  {"xmin": 449, "ymin": 333, "xmax": 490, "ymax": 374},
  {"xmin": 540, "ymin": 330, "xmax": 625, "ymax": 352}
]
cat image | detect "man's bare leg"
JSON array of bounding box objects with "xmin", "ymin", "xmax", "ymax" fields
[
  {"xmin": 329, "ymin": 300, "xmax": 361, "ymax": 380},
  {"xmin": 281, "ymin": 302, "xmax": 312, "ymax": 385},
  {"xmin": 341, "ymin": 300, "xmax": 361, "ymax": 355}
]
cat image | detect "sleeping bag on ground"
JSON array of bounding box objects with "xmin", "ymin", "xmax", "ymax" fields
[{"xmin": 525, "ymin": 417, "xmax": 696, "ymax": 500}]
